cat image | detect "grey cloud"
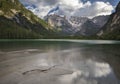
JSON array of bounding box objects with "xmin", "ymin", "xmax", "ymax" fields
[
  {"xmin": 41, "ymin": 0, "xmax": 59, "ymax": 6},
  {"xmin": 19, "ymin": 0, "xmax": 114, "ymax": 18},
  {"xmin": 20, "ymin": 0, "xmax": 59, "ymax": 6},
  {"xmin": 72, "ymin": 1, "xmax": 114, "ymax": 18}
]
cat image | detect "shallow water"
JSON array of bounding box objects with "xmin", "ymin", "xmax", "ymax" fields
[{"xmin": 0, "ymin": 39, "xmax": 120, "ymax": 84}]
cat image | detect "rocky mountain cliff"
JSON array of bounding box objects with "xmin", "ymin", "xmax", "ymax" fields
[
  {"xmin": 75, "ymin": 19, "xmax": 100, "ymax": 36},
  {"xmin": 92, "ymin": 15, "xmax": 109, "ymax": 28},
  {"xmin": 45, "ymin": 14, "xmax": 109, "ymax": 36},
  {"xmin": 98, "ymin": 2, "xmax": 120, "ymax": 40},
  {"xmin": 0, "ymin": 0, "xmax": 54, "ymax": 39},
  {"xmin": 44, "ymin": 15, "xmax": 73, "ymax": 35}
]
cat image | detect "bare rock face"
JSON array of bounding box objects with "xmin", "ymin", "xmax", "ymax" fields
[
  {"xmin": 98, "ymin": 2, "xmax": 120, "ymax": 39},
  {"xmin": 45, "ymin": 14, "xmax": 74, "ymax": 35},
  {"xmin": 45, "ymin": 14, "xmax": 108, "ymax": 36},
  {"xmin": 92, "ymin": 15, "xmax": 109, "ymax": 28},
  {"xmin": 116, "ymin": 1, "xmax": 120, "ymax": 12},
  {"xmin": 11, "ymin": 0, "xmax": 15, "ymax": 3}
]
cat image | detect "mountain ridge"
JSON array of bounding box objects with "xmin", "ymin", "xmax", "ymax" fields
[
  {"xmin": 0, "ymin": 0, "xmax": 54, "ymax": 39},
  {"xmin": 98, "ymin": 1, "xmax": 120, "ymax": 40},
  {"xmin": 45, "ymin": 14, "xmax": 109, "ymax": 36}
]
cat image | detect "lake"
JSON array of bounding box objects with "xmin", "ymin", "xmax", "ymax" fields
[{"xmin": 0, "ymin": 39, "xmax": 120, "ymax": 84}]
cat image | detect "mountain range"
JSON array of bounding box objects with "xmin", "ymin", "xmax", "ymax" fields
[
  {"xmin": 0, "ymin": 0, "xmax": 120, "ymax": 40},
  {"xmin": 44, "ymin": 14, "xmax": 109, "ymax": 36}
]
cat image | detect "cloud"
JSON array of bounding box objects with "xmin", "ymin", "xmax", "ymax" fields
[
  {"xmin": 81, "ymin": 0, "xmax": 118, "ymax": 6},
  {"xmin": 19, "ymin": 0, "xmax": 114, "ymax": 18},
  {"xmin": 20, "ymin": 0, "xmax": 59, "ymax": 6},
  {"xmin": 73, "ymin": 1, "xmax": 114, "ymax": 18}
]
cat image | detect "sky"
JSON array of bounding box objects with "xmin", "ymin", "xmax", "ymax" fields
[{"xmin": 19, "ymin": 0, "xmax": 120, "ymax": 19}]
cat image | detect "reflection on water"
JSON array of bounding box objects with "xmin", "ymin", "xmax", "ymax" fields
[
  {"xmin": 58, "ymin": 61, "xmax": 114, "ymax": 84},
  {"xmin": 0, "ymin": 40, "xmax": 120, "ymax": 84}
]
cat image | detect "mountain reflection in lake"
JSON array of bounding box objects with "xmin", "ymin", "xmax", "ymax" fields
[{"xmin": 0, "ymin": 39, "xmax": 120, "ymax": 84}]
